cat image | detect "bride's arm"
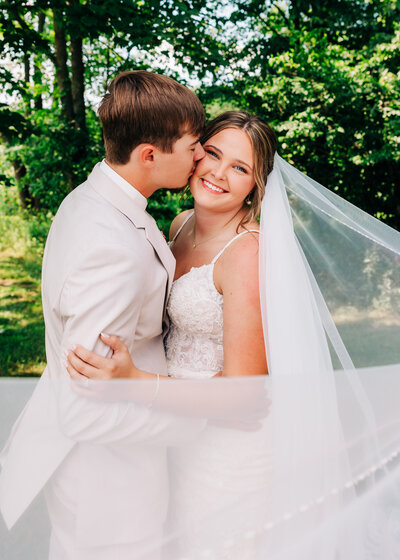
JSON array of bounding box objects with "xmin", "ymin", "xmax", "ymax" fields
[
  {"xmin": 215, "ymin": 231, "xmax": 268, "ymax": 377},
  {"xmin": 67, "ymin": 337, "xmax": 267, "ymax": 425},
  {"xmin": 67, "ymin": 334, "xmax": 220, "ymax": 382}
]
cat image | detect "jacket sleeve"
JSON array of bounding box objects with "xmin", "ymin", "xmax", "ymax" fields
[{"xmin": 56, "ymin": 240, "xmax": 205, "ymax": 445}]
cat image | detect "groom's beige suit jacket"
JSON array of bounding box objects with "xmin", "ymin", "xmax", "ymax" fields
[{"xmin": 0, "ymin": 163, "xmax": 198, "ymax": 547}]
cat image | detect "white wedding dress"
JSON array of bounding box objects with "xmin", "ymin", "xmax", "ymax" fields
[{"xmin": 164, "ymin": 213, "xmax": 273, "ymax": 559}]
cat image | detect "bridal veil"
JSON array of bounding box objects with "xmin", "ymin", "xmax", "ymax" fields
[{"xmin": 1, "ymin": 154, "xmax": 400, "ymax": 559}]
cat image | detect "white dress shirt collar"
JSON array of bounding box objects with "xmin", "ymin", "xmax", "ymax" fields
[{"xmin": 100, "ymin": 160, "xmax": 147, "ymax": 211}]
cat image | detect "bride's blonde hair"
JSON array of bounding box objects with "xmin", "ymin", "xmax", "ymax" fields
[{"xmin": 201, "ymin": 111, "xmax": 277, "ymax": 226}]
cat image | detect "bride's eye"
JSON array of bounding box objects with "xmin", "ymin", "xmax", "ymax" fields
[
  {"xmin": 205, "ymin": 149, "xmax": 219, "ymax": 159},
  {"xmin": 235, "ymin": 165, "xmax": 247, "ymax": 174}
]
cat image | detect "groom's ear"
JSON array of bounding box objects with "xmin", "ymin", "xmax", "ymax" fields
[{"xmin": 137, "ymin": 144, "xmax": 155, "ymax": 166}]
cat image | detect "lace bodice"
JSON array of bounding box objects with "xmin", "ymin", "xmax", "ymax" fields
[
  {"xmin": 166, "ymin": 263, "xmax": 224, "ymax": 378},
  {"xmin": 165, "ymin": 212, "xmax": 259, "ymax": 379}
]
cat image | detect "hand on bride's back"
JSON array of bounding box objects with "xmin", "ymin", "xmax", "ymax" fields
[{"xmin": 66, "ymin": 333, "xmax": 141, "ymax": 380}]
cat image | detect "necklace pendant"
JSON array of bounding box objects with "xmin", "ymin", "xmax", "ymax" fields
[{"xmin": 192, "ymin": 241, "xmax": 196, "ymax": 249}]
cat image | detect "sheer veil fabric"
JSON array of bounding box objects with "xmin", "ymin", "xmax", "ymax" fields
[
  {"xmin": 1, "ymin": 154, "xmax": 400, "ymax": 559},
  {"xmin": 258, "ymin": 154, "xmax": 400, "ymax": 558}
]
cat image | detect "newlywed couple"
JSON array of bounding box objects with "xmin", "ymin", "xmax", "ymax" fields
[
  {"xmin": 0, "ymin": 71, "xmax": 275, "ymax": 559},
  {"xmin": 3, "ymin": 68, "xmax": 400, "ymax": 560}
]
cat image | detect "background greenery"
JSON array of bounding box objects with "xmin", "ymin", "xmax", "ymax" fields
[{"xmin": 0, "ymin": 0, "xmax": 399, "ymax": 375}]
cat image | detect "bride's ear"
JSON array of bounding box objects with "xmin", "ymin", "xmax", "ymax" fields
[{"xmin": 245, "ymin": 188, "xmax": 256, "ymax": 206}]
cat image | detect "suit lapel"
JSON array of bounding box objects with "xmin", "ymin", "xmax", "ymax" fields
[{"xmin": 87, "ymin": 164, "xmax": 176, "ymax": 296}]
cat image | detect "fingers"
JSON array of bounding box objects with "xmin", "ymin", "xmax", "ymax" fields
[
  {"xmin": 66, "ymin": 362, "xmax": 86, "ymax": 380},
  {"xmin": 73, "ymin": 344, "xmax": 109, "ymax": 369},
  {"xmin": 100, "ymin": 333, "xmax": 126, "ymax": 353},
  {"xmin": 67, "ymin": 350, "xmax": 101, "ymax": 379}
]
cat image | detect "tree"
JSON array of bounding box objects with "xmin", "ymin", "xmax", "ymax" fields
[
  {"xmin": 205, "ymin": 0, "xmax": 400, "ymax": 228},
  {"xmin": 1, "ymin": 0, "xmax": 399, "ymax": 229},
  {"xmin": 0, "ymin": 0, "xmax": 228, "ymax": 217}
]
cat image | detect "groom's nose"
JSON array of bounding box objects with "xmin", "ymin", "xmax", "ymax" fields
[{"xmin": 193, "ymin": 143, "xmax": 205, "ymax": 161}]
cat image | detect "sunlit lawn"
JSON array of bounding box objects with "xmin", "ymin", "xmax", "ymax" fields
[
  {"xmin": 0, "ymin": 248, "xmax": 45, "ymax": 376},
  {"xmin": 0, "ymin": 209, "xmax": 399, "ymax": 377}
]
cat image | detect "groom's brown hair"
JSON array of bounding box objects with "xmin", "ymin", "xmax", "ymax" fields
[{"xmin": 98, "ymin": 71, "xmax": 205, "ymax": 164}]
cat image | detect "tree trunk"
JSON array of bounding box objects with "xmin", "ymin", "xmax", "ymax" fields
[
  {"xmin": 23, "ymin": 47, "xmax": 32, "ymax": 113},
  {"xmin": 12, "ymin": 160, "xmax": 29, "ymax": 210},
  {"xmin": 70, "ymin": 36, "xmax": 86, "ymax": 133},
  {"xmin": 53, "ymin": 9, "xmax": 75, "ymax": 190},
  {"xmin": 2, "ymin": 44, "xmax": 37, "ymax": 208},
  {"xmin": 24, "ymin": 52, "xmax": 30, "ymax": 84},
  {"xmin": 52, "ymin": 9, "xmax": 74, "ymax": 121},
  {"xmin": 68, "ymin": 0, "xmax": 88, "ymax": 174},
  {"xmin": 9, "ymin": 155, "xmax": 39, "ymax": 210},
  {"xmin": 34, "ymin": 12, "xmax": 45, "ymax": 110}
]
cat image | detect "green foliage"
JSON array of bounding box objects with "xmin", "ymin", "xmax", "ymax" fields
[
  {"xmin": 214, "ymin": 0, "xmax": 400, "ymax": 228},
  {"xmin": 148, "ymin": 188, "xmax": 194, "ymax": 238},
  {"xmin": 0, "ymin": 166, "xmax": 47, "ymax": 376},
  {"xmin": 0, "ymin": 0, "xmax": 230, "ymax": 214},
  {"xmin": 17, "ymin": 107, "xmax": 104, "ymax": 211},
  {"xmin": 0, "ymin": 212, "xmax": 50, "ymax": 252},
  {"xmin": 2, "ymin": 0, "xmax": 398, "ymax": 224}
]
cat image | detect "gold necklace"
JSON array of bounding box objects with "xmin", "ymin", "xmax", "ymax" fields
[
  {"xmin": 192, "ymin": 214, "xmax": 238, "ymax": 249},
  {"xmin": 192, "ymin": 227, "xmax": 225, "ymax": 249}
]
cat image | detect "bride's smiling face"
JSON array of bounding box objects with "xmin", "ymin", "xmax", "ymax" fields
[{"xmin": 189, "ymin": 128, "xmax": 255, "ymax": 212}]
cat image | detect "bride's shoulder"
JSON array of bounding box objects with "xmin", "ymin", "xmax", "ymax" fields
[
  {"xmin": 169, "ymin": 209, "xmax": 194, "ymax": 242},
  {"xmin": 219, "ymin": 225, "xmax": 260, "ymax": 278},
  {"xmin": 215, "ymin": 229, "xmax": 260, "ymax": 298},
  {"xmin": 230, "ymin": 227, "xmax": 259, "ymax": 261}
]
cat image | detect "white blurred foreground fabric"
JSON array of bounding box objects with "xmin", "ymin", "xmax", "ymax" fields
[{"xmin": 0, "ymin": 370, "xmax": 399, "ymax": 559}]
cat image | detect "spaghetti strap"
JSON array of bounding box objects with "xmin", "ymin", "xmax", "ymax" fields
[
  {"xmin": 211, "ymin": 229, "xmax": 260, "ymax": 265},
  {"xmin": 170, "ymin": 211, "xmax": 195, "ymax": 243}
]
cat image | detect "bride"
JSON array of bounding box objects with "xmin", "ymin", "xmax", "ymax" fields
[{"xmin": 67, "ymin": 110, "xmax": 400, "ymax": 559}]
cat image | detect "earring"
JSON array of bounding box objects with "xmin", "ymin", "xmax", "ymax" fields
[{"xmin": 245, "ymin": 195, "xmax": 252, "ymax": 206}]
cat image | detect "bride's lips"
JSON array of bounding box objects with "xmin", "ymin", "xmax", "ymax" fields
[{"xmin": 201, "ymin": 178, "xmax": 227, "ymax": 194}]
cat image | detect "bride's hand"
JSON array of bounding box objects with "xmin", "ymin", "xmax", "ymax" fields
[{"xmin": 67, "ymin": 333, "xmax": 142, "ymax": 380}]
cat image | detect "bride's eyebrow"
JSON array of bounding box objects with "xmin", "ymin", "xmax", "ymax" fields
[{"xmin": 204, "ymin": 144, "xmax": 221, "ymax": 153}]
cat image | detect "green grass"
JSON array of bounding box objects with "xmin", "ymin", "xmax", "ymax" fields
[
  {"xmin": 0, "ymin": 166, "xmax": 51, "ymax": 376},
  {"xmin": 0, "ymin": 247, "xmax": 46, "ymax": 376},
  {"xmin": 0, "ymin": 200, "xmax": 50, "ymax": 377}
]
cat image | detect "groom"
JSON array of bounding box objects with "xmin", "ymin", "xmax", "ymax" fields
[{"xmin": 0, "ymin": 71, "xmax": 205, "ymax": 559}]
